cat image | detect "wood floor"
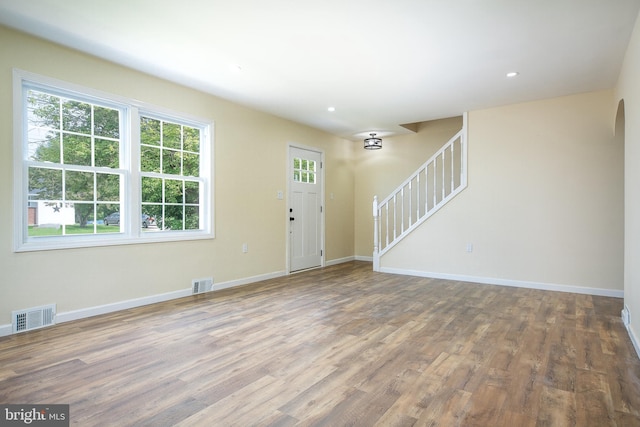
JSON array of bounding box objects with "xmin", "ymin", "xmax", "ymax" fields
[{"xmin": 1, "ymin": 261, "xmax": 639, "ymax": 426}]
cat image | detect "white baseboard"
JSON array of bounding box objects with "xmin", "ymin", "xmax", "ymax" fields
[
  {"xmin": 2, "ymin": 265, "xmax": 626, "ymax": 338},
  {"xmin": 379, "ymin": 267, "xmax": 624, "ymax": 298},
  {"xmin": 355, "ymin": 255, "xmax": 373, "ymax": 262},
  {"xmin": 326, "ymin": 256, "xmax": 356, "ymax": 266},
  {"xmin": 0, "ymin": 323, "xmax": 12, "ymax": 337},
  {"xmin": 622, "ymin": 306, "xmax": 640, "ymax": 360},
  {"xmin": 212, "ymin": 270, "xmax": 286, "ymax": 291},
  {"xmin": 626, "ymin": 324, "xmax": 640, "ymax": 359},
  {"xmin": 56, "ymin": 288, "xmax": 193, "ymax": 324},
  {"xmin": 0, "ymin": 270, "xmax": 287, "ymax": 337}
]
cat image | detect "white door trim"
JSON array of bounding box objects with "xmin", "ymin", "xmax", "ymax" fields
[{"xmin": 286, "ymin": 143, "xmax": 325, "ymax": 273}]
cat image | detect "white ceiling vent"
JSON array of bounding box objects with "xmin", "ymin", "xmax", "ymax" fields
[
  {"xmin": 192, "ymin": 278, "xmax": 214, "ymax": 294},
  {"xmin": 12, "ymin": 304, "xmax": 56, "ymax": 333}
]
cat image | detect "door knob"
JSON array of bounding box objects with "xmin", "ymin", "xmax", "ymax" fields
[{"xmin": 290, "ymin": 217, "xmax": 295, "ymax": 221}]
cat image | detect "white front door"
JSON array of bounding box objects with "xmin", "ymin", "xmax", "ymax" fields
[{"xmin": 289, "ymin": 146, "xmax": 323, "ymax": 272}]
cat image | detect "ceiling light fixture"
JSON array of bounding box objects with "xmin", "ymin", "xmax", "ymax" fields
[
  {"xmin": 327, "ymin": 106, "xmax": 335, "ymax": 112},
  {"xmin": 364, "ymin": 133, "xmax": 382, "ymax": 150},
  {"xmin": 506, "ymin": 71, "xmax": 519, "ymax": 78}
]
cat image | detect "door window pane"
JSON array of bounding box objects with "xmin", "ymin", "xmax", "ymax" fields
[{"xmin": 292, "ymin": 157, "xmax": 316, "ymax": 185}]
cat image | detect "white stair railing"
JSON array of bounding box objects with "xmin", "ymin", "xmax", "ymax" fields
[{"xmin": 373, "ymin": 113, "xmax": 468, "ymax": 271}]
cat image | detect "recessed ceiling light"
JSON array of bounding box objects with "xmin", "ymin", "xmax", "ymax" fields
[
  {"xmin": 327, "ymin": 107, "xmax": 336, "ymax": 112},
  {"xmin": 506, "ymin": 71, "xmax": 519, "ymax": 78},
  {"xmin": 229, "ymin": 64, "xmax": 242, "ymax": 72}
]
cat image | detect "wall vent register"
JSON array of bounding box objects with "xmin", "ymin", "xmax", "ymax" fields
[{"xmin": 12, "ymin": 304, "xmax": 56, "ymax": 333}]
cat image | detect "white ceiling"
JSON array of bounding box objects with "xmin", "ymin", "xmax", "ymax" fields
[{"xmin": 1, "ymin": 0, "xmax": 639, "ymax": 140}]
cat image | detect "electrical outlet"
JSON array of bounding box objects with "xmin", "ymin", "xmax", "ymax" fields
[
  {"xmin": 466, "ymin": 243, "xmax": 473, "ymax": 253},
  {"xmin": 242, "ymin": 243, "xmax": 248, "ymax": 253}
]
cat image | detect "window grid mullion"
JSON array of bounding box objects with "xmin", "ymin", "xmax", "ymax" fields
[{"xmin": 17, "ymin": 72, "xmax": 211, "ymax": 251}]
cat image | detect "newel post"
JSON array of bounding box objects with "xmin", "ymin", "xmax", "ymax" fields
[{"xmin": 373, "ymin": 195, "xmax": 380, "ymax": 271}]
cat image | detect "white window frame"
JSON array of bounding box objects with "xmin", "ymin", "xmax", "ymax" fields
[{"xmin": 13, "ymin": 69, "xmax": 214, "ymax": 252}]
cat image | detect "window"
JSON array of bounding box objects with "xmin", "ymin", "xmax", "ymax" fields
[
  {"xmin": 25, "ymin": 89, "xmax": 123, "ymax": 238},
  {"xmin": 140, "ymin": 116, "xmax": 203, "ymax": 231},
  {"xmin": 292, "ymin": 157, "xmax": 316, "ymax": 184},
  {"xmin": 14, "ymin": 70, "xmax": 213, "ymax": 251}
]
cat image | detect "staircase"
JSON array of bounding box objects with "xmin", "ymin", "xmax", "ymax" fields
[{"xmin": 373, "ymin": 113, "xmax": 468, "ymax": 271}]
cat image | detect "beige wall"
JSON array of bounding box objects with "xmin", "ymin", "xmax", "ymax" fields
[
  {"xmin": 373, "ymin": 91, "xmax": 624, "ymax": 292},
  {"xmin": 0, "ymin": 26, "xmax": 355, "ymax": 325},
  {"xmin": 616, "ymin": 11, "xmax": 640, "ymax": 349}
]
